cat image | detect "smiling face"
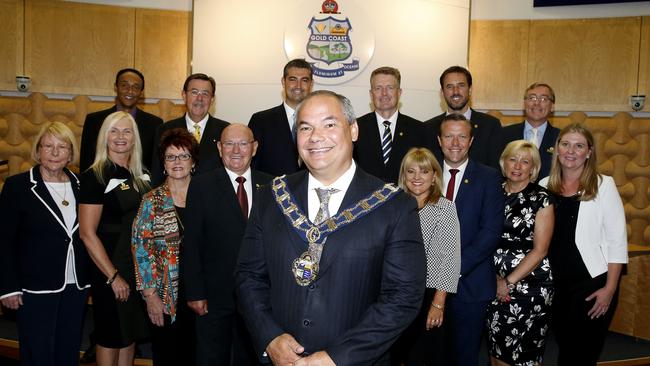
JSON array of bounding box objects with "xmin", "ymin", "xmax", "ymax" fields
[
  {"xmin": 106, "ymin": 117, "xmax": 135, "ymax": 156},
  {"xmin": 504, "ymin": 151, "xmax": 533, "ymax": 187},
  {"xmin": 370, "ymin": 73, "xmax": 401, "ymax": 118},
  {"xmin": 217, "ymin": 124, "xmax": 258, "ymax": 176},
  {"xmin": 557, "ymin": 131, "xmax": 591, "ymax": 173},
  {"xmin": 442, "ymin": 72, "xmax": 471, "ymax": 113},
  {"xmin": 114, "ymin": 71, "xmax": 143, "ymax": 112},
  {"xmin": 404, "ymin": 163, "xmax": 435, "ymax": 203},
  {"xmin": 524, "ymin": 85, "xmax": 555, "ymax": 127},
  {"xmin": 438, "ymin": 119, "xmax": 473, "ymax": 168},
  {"xmin": 38, "ymin": 133, "xmax": 71, "ymax": 174},
  {"xmin": 163, "ymin": 145, "xmax": 193, "ymax": 181},
  {"xmin": 182, "ymin": 79, "xmax": 214, "ymax": 122},
  {"xmin": 282, "ymin": 67, "xmax": 313, "ymax": 108},
  {"xmin": 296, "ymin": 94, "xmax": 358, "ymax": 185}
]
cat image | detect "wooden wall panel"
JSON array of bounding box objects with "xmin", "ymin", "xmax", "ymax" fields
[
  {"xmin": 0, "ymin": 0, "xmax": 24, "ymax": 91},
  {"xmin": 528, "ymin": 18, "xmax": 640, "ymax": 111},
  {"xmin": 135, "ymin": 9, "xmax": 190, "ymax": 100},
  {"xmin": 638, "ymin": 16, "xmax": 650, "ymax": 111},
  {"xmin": 24, "ymin": 0, "xmax": 135, "ymax": 95},
  {"xmin": 469, "ymin": 20, "xmax": 530, "ymax": 110}
]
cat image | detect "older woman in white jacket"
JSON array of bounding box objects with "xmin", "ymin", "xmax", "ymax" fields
[{"xmin": 540, "ymin": 123, "xmax": 627, "ymax": 366}]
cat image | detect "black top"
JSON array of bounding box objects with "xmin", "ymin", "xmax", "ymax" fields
[
  {"xmin": 175, "ymin": 205, "xmax": 186, "ymax": 237},
  {"xmin": 549, "ymin": 194, "xmax": 592, "ymax": 285}
]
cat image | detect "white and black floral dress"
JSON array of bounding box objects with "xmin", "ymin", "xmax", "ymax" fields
[{"xmin": 486, "ymin": 182, "xmax": 554, "ymax": 366}]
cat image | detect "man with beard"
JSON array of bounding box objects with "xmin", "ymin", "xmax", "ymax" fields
[
  {"xmin": 425, "ymin": 66, "xmax": 503, "ymax": 170},
  {"xmin": 353, "ymin": 66, "xmax": 432, "ymax": 184},
  {"xmin": 248, "ymin": 59, "xmax": 313, "ymax": 177},
  {"xmin": 80, "ymin": 68, "xmax": 162, "ymax": 172},
  {"xmin": 151, "ymin": 73, "xmax": 230, "ymax": 184}
]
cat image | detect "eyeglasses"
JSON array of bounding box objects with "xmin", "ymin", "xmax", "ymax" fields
[
  {"xmin": 187, "ymin": 89, "xmax": 212, "ymax": 97},
  {"xmin": 164, "ymin": 153, "xmax": 192, "ymax": 162},
  {"xmin": 524, "ymin": 95, "xmax": 553, "ymax": 103},
  {"xmin": 221, "ymin": 141, "xmax": 254, "ymax": 150},
  {"xmin": 40, "ymin": 144, "xmax": 70, "ymax": 153}
]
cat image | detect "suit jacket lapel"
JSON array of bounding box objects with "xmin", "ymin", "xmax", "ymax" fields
[
  {"xmin": 216, "ymin": 168, "xmax": 247, "ymax": 223},
  {"xmin": 454, "ymin": 160, "xmax": 475, "ymax": 204},
  {"xmin": 285, "ymin": 171, "xmax": 310, "ymax": 253},
  {"xmin": 29, "ymin": 166, "xmax": 72, "ymax": 235},
  {"xmin": 201, "ymin": 116, "xmax": 219, "ymax": 148},
  {"xmin": 274, "ymin": 105, "xmax": 294, "ymax": 146},
  {"xmin": 539, "ymin": 121, "xmax": 555, "ymax": 151}
]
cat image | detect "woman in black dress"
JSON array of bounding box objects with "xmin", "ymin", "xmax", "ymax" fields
[
  {"xmin": 486, "ymin": 140, "xmax": 554, "ymax": 366},
  {"xmin": 79, "ymin": 111, "xmax": 150, "ymax": 366}
]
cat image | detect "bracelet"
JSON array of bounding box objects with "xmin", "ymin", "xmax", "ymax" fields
[
  {"xmin": 106, "ymin": 269, "xmax": 119, "ymax": 285},
  {"xmin": 430, "ymin": 303, "xmax": 444, "ymax": 310}
]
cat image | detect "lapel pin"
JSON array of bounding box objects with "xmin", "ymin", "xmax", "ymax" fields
[
  {"xmin": 399, "ymin": 132, "xmax": 404, "ymax": 137},
  {"xmin": 474, "ymin": 124, "xmax": 478, "ymax": 128},
  {"xmin": 464, "ymin": 179, "xmax": 469, "ymax": 184}
]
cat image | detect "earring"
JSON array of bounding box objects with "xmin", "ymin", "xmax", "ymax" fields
[
  {"xmin": 163, "ymin": 169, "xmax": 168, "ymax": 176},
  {"xmin": 190, "ymin": 167, "xmax": 195, "ymax": 175}
]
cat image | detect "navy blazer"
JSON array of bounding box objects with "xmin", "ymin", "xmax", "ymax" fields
[
  {"xmin": 249, "ymin": 104, "xmax": 301, "ymax": 177},
  {"xmin": 426, "ymin": 109, "xmax": 504, "ymax": 170},
  {"xmin": 502, "ymin": 121, "xmax": 560, "ymax": 180},
  {"xmin": 236, "ymin": 168, "xmax": 425, "ymax": 365},
  {"xmin": 353, "ymin": 112, "xmax": 434, "ymax": 184},
  {"xmin": 79, "ymin": 105, "xmax": 163, "ymax": 172},
  {"xmin": 183, "ymin": 167, "xmax": 272, "ymax": 311},
  {"xmin": 0, "ymin": 167, "xmax": 90, "ymax": 297},
  {"xmin": 452, "ymin": 160, "xmax": 504, "ymax": 303},
  {"xmin": 150, "ymin": 115, "xmax": 230, "ymax": 185}
]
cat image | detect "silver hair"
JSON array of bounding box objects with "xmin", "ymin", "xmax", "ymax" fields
[{"xmin": 294, "ymin": 90, "xmax": 356, "ymax": 125}]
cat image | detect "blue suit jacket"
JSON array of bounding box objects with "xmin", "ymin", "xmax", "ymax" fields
[
  {"xmin": 235, "ymin": 168, "xmax": 425, "ymax": 365},
  {"xmin": 452, "ymin": 160, "xmax": 504, "ymax": 303}
]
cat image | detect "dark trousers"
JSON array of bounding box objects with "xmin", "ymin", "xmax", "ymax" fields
[
  {"xmin": 195, "ymin": 309, "xmax": 257, "ymax": 366},
  {"xmin": 391, "ymin": 288, "xmax": 447, "ymax": 366},
  {"xmin": 552, "ymin": 274, "xmax": 617, "ymax": 366},
  {"xmin": 446, "ymin": 296, "xmax": 489, "ymax": 366},
  {"xmin": 150, "ymin": 299, "xmax": 196, "ymax": 366},
  {"xmin": 17, "ymin": 285, "xmax": 88, "ymax": 366}
]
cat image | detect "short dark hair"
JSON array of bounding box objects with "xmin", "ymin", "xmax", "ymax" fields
[
  {"xmin": 439, "ymin": 113, "xmax": 473, "ymax": 137},
  {"xmin": 283, "ymin": 59, "xmax": 313, "ymax": 79},
  {"xmin": 439, "ymin": 66, "xmax": 472, "ymax": 89},
  {"xmin": 115, "ymin": 68, "xmax": 145, "ymax": 90},
  {"xmin": 371, "ymin": 66, "xmax": 401, "ymax": 87},
  {"xmin": 158, "ymin": 128, "xmax": 199, "ymax": 169},
  {"xmin": 183, "ymin": 73, "xmax": 216, "ymax": 96}
]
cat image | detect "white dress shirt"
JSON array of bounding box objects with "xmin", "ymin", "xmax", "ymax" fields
[
  {"xmin": 307, "ymin": 161, "xmax": 356, "ymax": 222},
  {"xmin": 225, "ymin": 167, "xmax": 253, "ymax": 217},
  {"xmin": 442, "ymin": 159, "xmax": 469, "ymax": 202},
  {"xmin": 374, "ymin": 110, "xmax": 398, "ymax": 141},
  {"xmin": 185, "ymin": 113, "xmax": 209, "ymax": 141}
]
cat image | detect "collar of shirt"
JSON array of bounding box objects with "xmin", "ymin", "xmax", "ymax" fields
[
  {"xmin": 523, "ymin": 120, "xmax": 548, "ymax": 139},
  {"xmin": 374, "ymin": 110, "xmax": 398, "ymax": 139},
  {"xmin": 442, "ymin": 159, "xmax": 469, "ymax": 202},
  {"xmin": 306, "ymin": 161, "xmax": 356, "ymax": 222},
  {"xmin": 116, "ymin": 105, "xmax": 138, "ymax": 119},
  {"xmin": 185, "ymin": 113, "xmax": 209, "ymax": 134},
  {"xmin": 224, "ymin": 167, "xmax": 253, "ymax": 216},
  {"xmin": 283, "ymin": 102, "xmax": 296, "ymax": 131},
  {"xmin": 446, "ymin": 108, "xmax": 472, "ymax": 122}
]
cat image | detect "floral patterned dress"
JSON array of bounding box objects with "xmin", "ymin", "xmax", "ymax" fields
[{"xmin": 486, "ymin": 182, "xmax": 554, "ymax": 366}]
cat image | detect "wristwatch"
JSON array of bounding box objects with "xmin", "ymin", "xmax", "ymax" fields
[{"xmin": 505, "ymin": 277, "xmax": 516, "ymax": 291}]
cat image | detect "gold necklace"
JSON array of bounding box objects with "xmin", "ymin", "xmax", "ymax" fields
[{"xmin": 45, "ymin": 181, "xmax": 69, "ymax": 206}]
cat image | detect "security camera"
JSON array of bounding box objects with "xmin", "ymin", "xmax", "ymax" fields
[
  {"xmin": 630, "ymin": 95, "xmax": 645, "ymax": 111},
  {"xmin": 16, "ymin": 76, "xmax": 31, "ymax": 92}
]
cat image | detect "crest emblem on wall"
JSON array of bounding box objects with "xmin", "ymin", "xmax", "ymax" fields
[{"xmin": 307, "ymin": 16, "xmax": 353, "ymax": 65}]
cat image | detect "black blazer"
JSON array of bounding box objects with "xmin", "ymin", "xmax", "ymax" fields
[
  {"xmin": 0, "ymin": 167, "xmax": 90, "ymax": 296},
  {"xmin": 425, "ymin": 109, "xmax": 503, "ymax": 170},
  {"xmin": 150, "ymin": 115, "xmax": 230, "ymax": 185},
  {"xmin": 182, "ymin": 168, "xmax": 272, "ymax": 312},
  {"xmin": 248, "ymin": 104, "xmax": 301, "ymax": 177},
  {"xmin": 502, "ymin": 121, "xmax": 560, "ymax": 180},
  {"xmin": 235, "ymin": 168, "xmax": 425, "ymax": 365},
  {"xmin": 79, "ymin": 105, "xmax": 163, "ymax": 172},
  {"xmin": 354, "ymin": 112, "xmax": 434, "ymax": 184}
]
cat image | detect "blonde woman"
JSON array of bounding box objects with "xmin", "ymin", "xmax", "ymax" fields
[{"xmin": 79, "ymin": 111, "xmax": 150, "ymax": 366}]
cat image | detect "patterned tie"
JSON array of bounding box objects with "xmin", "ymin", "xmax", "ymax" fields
[
  {"xmin": 314, "ymin": 188, "xmax": 340, "ymax": 224},
  {"xmin": 236, "ymin": 176, "xmax": 248, "ymax": 221},
  {"xmin": 381, "ymin": 121, "xmax": 392, "ymax": 165},
  {"xmin": 529, "ymin": 127, "xmax": 539, "ymax": 148},
  {"xmin": 193, "ymin": 123, "xmax": 201, "ymax": 142},
  {"xmin": 445, "ymin": 169, "xmax": 459, "ymax": 201}
]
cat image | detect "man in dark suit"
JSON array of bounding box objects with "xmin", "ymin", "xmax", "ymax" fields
[
  {"xmin": 502, "ymin": 82, "xmax": 560, "ymax": 180},
  {"xmin": 151, "ymin": 73, "xmax": 229, "ymax": 184},
  {"xmin": 248, "ymin": 59, "xmax": 313, "ymax": 177},
  {"xmin": 438, "ymin": 114, "xmax": 504, "ymax": 366},
  {"xmin": 354, "ymin": 66, "xmax": 432, "ymax": 184},
  {"xmin": 236, "ymin": 90, "xmax": 425, "ymax": 365},
  {"xmin": 79, "ymin": 68, "xmax": 162, "ymax": 172},
  {"xmin": 425, "ymin": 66, "xmax": 503, "ymax": 170},
  {"xmin": 183, "ymin": 124, "xmax": 272, "ymax": 366}
]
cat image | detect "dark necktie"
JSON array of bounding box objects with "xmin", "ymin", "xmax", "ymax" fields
[
  {"xmin": 236, "ymin": 176, "xmax": 248, "ymax": 220},
  {"xmin": 381, "ymin": 121, "xmax": 392, "ymax": 165},
  {"xmin": 445, "ymin": 169, "xmax": 459, "ymax": 201}
]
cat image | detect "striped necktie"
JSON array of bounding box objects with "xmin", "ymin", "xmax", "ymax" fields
[{"xmin": 381, "ymin": 121, "xmax": 392, "ymax": 165}]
